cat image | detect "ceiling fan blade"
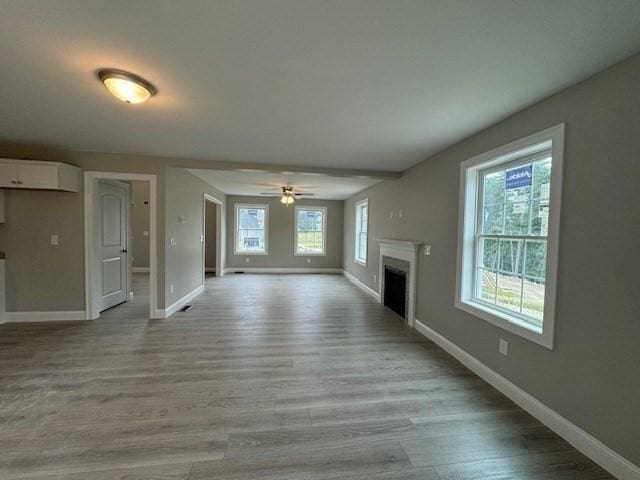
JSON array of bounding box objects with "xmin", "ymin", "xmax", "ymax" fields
[
  {"xmin": 294, "ymin": 193, "xmax": 315, "ymax": 196},
  {"xmin": 259, "ymin": 193, "xmax": 280, "ymax": 196}
]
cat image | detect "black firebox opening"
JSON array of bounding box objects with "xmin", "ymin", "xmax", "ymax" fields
[{"xmin": 384, "ymin": 266, "xmax": 406, "ymax": 319}]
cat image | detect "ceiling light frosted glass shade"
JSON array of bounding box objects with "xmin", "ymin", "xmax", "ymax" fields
[
  {"xmin": 98, "ymin": 69, "xmax": 157, "ymax": 104},
  {"xmin": 280, "ymin": 195, "xmax": 295, "ymax": 205}
]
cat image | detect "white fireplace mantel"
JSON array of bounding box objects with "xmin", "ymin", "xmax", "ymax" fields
[
  {"xmin": 377, "ymin": 238, "xmax": 423, "ymax": 253},
  {"xmin": 377, "ymin": 238, "xmax": 422, "ymax": 327}
]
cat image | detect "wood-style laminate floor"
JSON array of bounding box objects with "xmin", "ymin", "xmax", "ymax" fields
[{"xmin": 0, "ymin": 273, "xmax": 613, "ymax": 480}]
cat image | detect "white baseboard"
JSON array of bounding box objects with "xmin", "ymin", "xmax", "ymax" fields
[
  {"xmin": 160, "ymin": 284, "xmax": 205, "ymax": 318},
  {"xmin": 132, "ymin": 267, "xmax": 150, "ymax": 273},
  {"xmin": 5, "ymin": 310, "xmax": 87, "ymax": 323},
  {"xmin": 414, "ymin": 319, "xmax": 640, "ymax": 480},
  {"xmin": 342, "ymin": 270, "xmax": 380, "ymax": 302},
  {"xmin": 223, "ymin": 268, "xmax": 343, "ymax": 274}
]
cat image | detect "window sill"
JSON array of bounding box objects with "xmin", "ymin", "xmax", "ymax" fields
[
  {"xmin": 294, "ymin": 252, "xmax": 326, "ymax": 257},
  {"xmin": 354, "ymin": 259, "xmax": 367, "ymax": 267},
  {"xmin": 455, "ymin": 299, "xmax": 552, "ymax": 349}
]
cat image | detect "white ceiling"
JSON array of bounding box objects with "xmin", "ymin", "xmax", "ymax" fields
[
  {"xmin": 1, "ymin": 1, "xmax": 639, "ymax": 172},
  {"xmin": 188, "ymin": 168, "xmax": 381, "ymax": 200}
]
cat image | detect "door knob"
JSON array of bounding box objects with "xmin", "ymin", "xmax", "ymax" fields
[{"xmin": 121, "ymin": 249, "xmax": 128, "ymax": 253}]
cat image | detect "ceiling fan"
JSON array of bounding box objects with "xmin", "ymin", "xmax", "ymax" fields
[{"xmin": 259, "ymin": 186, "xmax": 314, "ymax": 205}]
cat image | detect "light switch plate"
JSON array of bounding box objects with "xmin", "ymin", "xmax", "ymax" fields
[
  {"xmin": 50, "ymin": 234, "xmax": 59, "ymax": 245},
  {"xmin": 170, "ymin": 237, "xmax": 177, "ymax": 246},
  {"xmin": 499, "ymin": 339, "xmax": 509, "ymax": 356},
  {"xmin": 424, "ymin": 245, "xmax": 431, "ymax": 256},
  {"xmin": 143, "ymin": 230, "xmax": 149, "ymax": 237}
]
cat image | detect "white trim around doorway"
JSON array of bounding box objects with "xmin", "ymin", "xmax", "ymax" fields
[
  {"xmin": 84, "ymin": 171, "xmax": 160, "ymax": 320},
  {"xmin": 202, "ymin": 193, "xmax": 225, "ymax": 284}
]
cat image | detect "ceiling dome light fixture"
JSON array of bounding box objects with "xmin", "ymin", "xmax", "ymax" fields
[{"xmin": 98, "ymin": 68, "xmax": 157, "ymax": 104}]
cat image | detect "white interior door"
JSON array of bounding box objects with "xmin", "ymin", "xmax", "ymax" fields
[{"xmin": 97, "ymin": 180, "xmax": 130, "ymax": 311}]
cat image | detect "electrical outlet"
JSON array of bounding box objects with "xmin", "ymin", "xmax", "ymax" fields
[
  {"xmin": 373, "ymin": 274, "xmax": 377, "ymax": 283},
  {"xmin": 170, "ymin": 284, "xmax": 174, "ymax": 294},
  {"xmin": 306, "ymin": 258, "xmax": 311, "ymax": 263},
  {"xmin": 245, "ymin": 257, "xmax": 250, "ymax": 263},
  {"xmin": 143, "ymin": 230, "xmax": 149, "ymax": 237},
  {"xmin": 424, "ymin": 245, "xmax": 431, "ymax": 256},
  {"xmin": 200, "ymin": 234, "xmax": 204, "ymax": 243},
  {"xmin": 499, "ymin": 339, "xmax": 509, "ymax": 356},
  {"xmin": 50, "ymin": 234, "xmax": 59, "ymax": 245}
]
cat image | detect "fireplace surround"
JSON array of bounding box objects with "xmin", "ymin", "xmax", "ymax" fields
[{"xmin": 377, "ymin": 239, "xmax": 422, "ymax": 327}]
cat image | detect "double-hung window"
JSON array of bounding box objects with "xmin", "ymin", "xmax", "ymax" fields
[
  {"xmin": 354, "ymin": 199, "xmax": 368, "ymax": 265},
  {"xmin": 295, "ymin": 206, "xmax": 326, "ymax": 255},
  {"xmin": 456, "ymin": 125, "xmax": 564, "ymax": 349},
  {"xmin": 235, "ymin": 204, "xmax": 268, "ymax": 254}
]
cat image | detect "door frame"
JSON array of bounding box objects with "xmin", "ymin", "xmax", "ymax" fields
[
  {"xmin": 202, "ymin": 193, "xmax": 224, "ymax": 283},
  {"xmin": 84, "ymin": 171, "xmax": 159, "ymax": 320}
]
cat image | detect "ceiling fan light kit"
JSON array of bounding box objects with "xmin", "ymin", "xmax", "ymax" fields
[
  {"xmin": 280, "ymin": 194, "xmax": 295, "ymax": 205},
  {"xmin": 280, "ymin": 186, "xmax": 295, "ymax": 206}
]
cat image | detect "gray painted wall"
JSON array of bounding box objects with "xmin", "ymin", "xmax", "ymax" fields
[
  {"xmin": 131, "ymin": 180, "xmax": 150, "ymax": 268},
  {"xmin": 205, "ymin": 201, "xmax": 217, "ymax": 270},
  {"xmin": 226, "ymin": 196, "xmax": 343, "ymax": 270},
  {"xmin": 0, "ymin": 150, "xmax": 168, "ymax": 311},
  {"xmin": 165, "ymin": 168, "xmax": 226, "ymax": 306},
  {"xmin": 0, "ymin": 147, "xmax": 240, "ymax": 311},
  {"xmin": 343, "ymin": 54, "xmax": 640, "ymax": 464},
  {"xmin": 0, "ymin": 188, "xmax": 85, "ymax": 312}
]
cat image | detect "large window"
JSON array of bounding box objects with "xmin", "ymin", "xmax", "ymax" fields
[
  {"xmin": 295, "ymin": 207, "xmax": 326, "ymax": 255},
  {"xmin": 354, "ymin": 199, "xmax": 368, "ymax": 265},
  {"xmin": 456, "ymin": 125, "xmax": 564, "ymax": 349},
  {"xmin": 235, "ymin": 204, "xmax": 268, "ymax": 254}
]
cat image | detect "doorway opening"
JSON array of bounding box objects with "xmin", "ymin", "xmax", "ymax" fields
[
  {"xmin": 202, "ymin": 193, "xmax": 224, "ymax": 283},
  {"xmin": 84, "ymin": 172, "xmax": 159, "ymax": 320}
]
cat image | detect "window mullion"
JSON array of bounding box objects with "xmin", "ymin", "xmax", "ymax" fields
[
  {"xmin": 518, "ymin": 241, "xmax": 525, "ymax": 313},
  {"xmin": 527, "ymin": 160, "xmax": 536, "ymax": 237},
  {"xmin": 478, "ymin": 234, "xmax": 547, "ymax": 241},
  {"xmin": 494, "ymin": 239, "xmax": 500, "ymax": 304}
]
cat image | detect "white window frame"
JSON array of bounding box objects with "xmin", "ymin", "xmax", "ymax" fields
[
  {"xmin": 455, "ymin": 124, "xmax": 564, "ymax": 349},
  {"xmin": 354, "ymin": 198, "xmax": 369, "ymax": 266},
  {"xmin": 234, "ymin": 203, "xmax": 269, "ymax": 255},
  {"xmin": 294, "ymin": 206, "xmax": 327, "ymax": 256}
]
